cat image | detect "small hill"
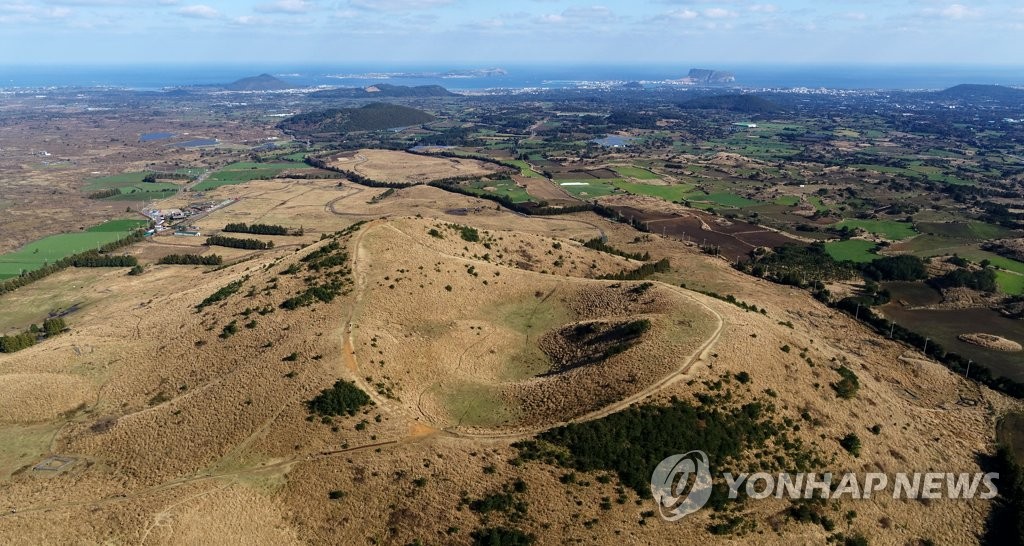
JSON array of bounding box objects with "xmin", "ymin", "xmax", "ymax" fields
[
  {"xmin": 278, "ymin": 103, "xmax": 435, "ymax": 134},
  {"xmin": 310, "ymin": 83, "xmax": 457, "ymax": 99},
  {"xmin": 934, "ymin": 84, "xmax": 1024, "ymax": 103},
  {"xmin": 687, "ymin": 68, "xmax": 736, "ymax": 84},
  {"xmin": 224, "ymin": 73, "xmax": 292, "ymax": 92},
  {"xmin": 680, "ymin": 94, "xmax": 782, "ymax": 114}
]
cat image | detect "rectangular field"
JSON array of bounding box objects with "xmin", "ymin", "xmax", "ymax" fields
[
  {"xmin": 824, "ymin": 240, "xmax": 878, "ymax": 263},
  {"xmin": 612, "ymin": 166, "xmax": 660, "ymax": 180},
  {"xmin": 0, "ymin": 219, "xmax": 148, "ymax": 279}
]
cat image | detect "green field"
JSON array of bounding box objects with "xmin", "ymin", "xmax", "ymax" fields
[
  {"xmin": 84, "ymin": 172, "xmax": 153, "ymax": 190},
  {"xmin": 0, "ymin": 219, "xmax": 148, "ymax": 279},
  {"xmin": 464, "ymin": 179, "xmax": 533, "ymax": 203},
  {"xmin": 916, "ymin": 221, "xmax": 1013, "ymax": 241},
  {"xmin": 85, "ymin": 172, "xmax": 181, "ymax": 200},
  {"xmin": 612, "ymin": 180, "xmax": 694, "ymax": 202},
  {"xmin": 556, "ymin": 180, "xmax": 620, "ymax": 198},
  {"xmin": 194, "ymin": 161, "xmax": 311, "ymax": 191},
  {"xmin": 774, "ymin": 195, "xmax": 800, "ymax": 206},
  {"xmin": 996, "ymin": 271, "xmax": 1024, "ymax": 295},
  {"xmin": 824, "ymin": 240, "xmax": 879, "ymax": 263},
  {"xmin": 613, "ymin": 166, "xmax": 660, "ymax": 180},
  {"xmin": 687, "ymin": 192, "xmax": 762, "ymax": 208},
  {"xmin": 835, "ymin": 219, "xmax": 917, "ymax": 240},
  {"xmin": 506, "ymin": 159, "xmax": 544, "ymax": 178}
]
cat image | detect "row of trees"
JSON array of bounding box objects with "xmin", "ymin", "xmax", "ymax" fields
[
  {"xmin": 158, "ymin": 254, "xmax": 223, "ymax": 265},
  {"xmin": 0, "ymin": 317, "xmax": 66, "ymax": 353},
  {"xmin": 223, "ymin": 223, "xmax": 298, "ymax": 236},
  {"xmin": 205, "ymin": 236, "xmax": 273, "ymax": 250},
  {"xmin": 69, "ymin": 253, "xmax": 138, "ymax": 267}
]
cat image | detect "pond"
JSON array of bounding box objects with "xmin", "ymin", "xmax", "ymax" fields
[{"xmin": 593, "ymin": 135, "xmax": 638, "ymax": 147}]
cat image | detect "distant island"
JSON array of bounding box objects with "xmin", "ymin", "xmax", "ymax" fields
[
  {"xmin": 224, "ymin": 73, "xmax": 292, "ymax": 92},
  {"xmin": 311, "ymin": 84, "xmax": 457, "ymax": 99},
  {"xmin": 278, "ymin": 103, "xmax": 435, "ymax": 135},
  {"xmin": 684, "ymin": 68, "xmax": 736, "ymax": 85}
]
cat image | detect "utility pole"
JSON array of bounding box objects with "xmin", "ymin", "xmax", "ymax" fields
[
  {"xmin": 965, "ymin": 360, "xmax": 972, "ymax": 379},
  {"xmin": 889, "ymin": 322, "xmax": 895, "ymax": 339},
  {"xmin": 855, "ymin": 302, "xmax": 860, "ymax": 321},
  {"xmin": 923, "ymin": 337, "xmax": 930, "ymax": 354}
]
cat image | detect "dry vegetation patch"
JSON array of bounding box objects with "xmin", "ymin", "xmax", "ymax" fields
[{"xmin": 328, "ymin": 149, "xmax": 502, "ymax": 183}]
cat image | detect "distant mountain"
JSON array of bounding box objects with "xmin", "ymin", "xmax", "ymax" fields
[
  {"xmin": 310, "ymin": 84, "xmax": 457, "ymax": 99},
  {"xmin": 680, "ymin": 94, "xmax": 782, "ymax": 114},
  {"xmin": 934, "ymin": 84, "xmax": 1024, "ymax": 103},
  {"xmin": 278, "ymin": 103, "xmax": 435, "ymax": 134},
  {"xmin": 686, "ymin": 69, "xmax": 736, "ymax": 84},
  {"xmin": 224, "ymin": 73, "xmax": 292, "ymax": 92}
]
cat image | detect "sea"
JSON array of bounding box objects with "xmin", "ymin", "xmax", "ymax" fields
[{"xmin": 1, "ymin": 64, "xmax": 1022, "ymax": 92}]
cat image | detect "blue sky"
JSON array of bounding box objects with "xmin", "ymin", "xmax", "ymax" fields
[{"xmin": 0, "ymin": 0, "xmax": 1022, "ymax": 65}]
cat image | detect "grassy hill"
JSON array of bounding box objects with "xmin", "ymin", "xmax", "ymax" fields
[{"xmin": 279, "ymin": 103, "xmax": 435, "ymax": 134}]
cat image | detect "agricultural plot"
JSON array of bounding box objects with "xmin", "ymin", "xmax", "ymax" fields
[
  {"xmin": 835, "ymin": 219, "xmax": 917, "ymax": 240},
  {"xmin": 557, "ymin": 180, "xmax": 621, "ymax": 198},
  {"xmin": 611, "ymin": 180, "xmax": 694, "ymax": 202},
  {"xmin": 612, "ymin": 166, "xmax": 659, "ymax": 180},
  {"xmin": 506, "ymin": 159, "xmax": 544, "ymax": 178},
  {"xmin": 0, "ymin": 219, "xmax": 148, "ymax": 279},
  {"xmin": 686, "ymin": 191, "xmax": 762, "ymax": 209},
  {"xmin": 824, "ymin": 239, "xmax": 879, "ymax": 263},
  {"xmin": 193, "ymin": 161, "xmax": 313, "ymax": 191},
  {"xmin": 463, "ymin": 179, "xmax": 533, "ymax": 203},
  {"xmin": 995, "ymin": 271, "xmax": 1024, "ymax": 295},
  {"xmin": 84, "ymin": 172, "xmax": 181, "ymax": 200}
]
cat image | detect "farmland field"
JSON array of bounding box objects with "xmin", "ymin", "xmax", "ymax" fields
[
  {"xmin": 687, "ymin": 191, "xmax": 762, "ymax": 208},
  {"xmin": 835, "ymin": 219, "xmax": 917, "ymax": 240},
  {"xmin": 463, "ymin": 179, "xmax": 533, "ymax": 203},
  {"xmin": 0, "ymin": 219, "xmax": 148, "ymax": 279},
  {"xmin": 612, "ymin": 180, "xmax": 693, "ymax": 202},
  {"xmin": 84, "ymin": 172, "xmax": 181, "ymax": 199},
  {"xmin": 612, "ymin": 166, "xmax": 659, "ymax": 179},
  {"xmin": 506, "ymin": 159, "xmax": 544, "ymax": 178},
  {"xmin": 824, "ymin": 239, "xmax": 878, "ymax": 263},
  {"xmin": 557, "ymin": 180, "xmax": 621, "ymax": 198},
  {"xmin": 193, "ymin": 161, "xmax": 312, "ymax": 191}
]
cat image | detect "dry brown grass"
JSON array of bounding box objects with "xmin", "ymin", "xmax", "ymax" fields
[
  {"xmin": 328, "ymin": 149, "xmax": 503, "ymax": 182},
  {"xmin": 0, "ymin": 172, "xmax": 1019, "ymax": 546}
]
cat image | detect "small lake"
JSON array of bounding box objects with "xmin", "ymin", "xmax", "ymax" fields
[
  {"xmin": 879, "ymin": 281, "xmax": 1024, "ymax": 383},
  {"xmin": 140, "ymin": 132, "xmax": 174, "ymax": 142},
  {"xmin": 177, "ymin": 138, "xmax": 218, "ymax": 148},
  {"xmin": 593, "ymin": 135, "xmax": 638, "ymax": 147}
]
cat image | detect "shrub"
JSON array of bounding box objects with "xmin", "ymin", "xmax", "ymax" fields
[
  {"xmin": 306, "ymin": 380, "xmax": 372, "ymax": 417},
  {"xmin": 840, "ymin": 433, "xmax": 862, "ymax": 457},
  {"xmin": 832, "ymin": 366, "xmax": 860, "ymax": 399}
]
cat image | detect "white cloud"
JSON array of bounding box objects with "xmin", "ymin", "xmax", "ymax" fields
[
  {"xmin": 255, "ymin": 0, "xmax": 313, "ymax": 14},
  {"xmin": 347, "ymin": 0, "xmax": 451, "ymax": 11},
  {"xmin": 703, "ymin": 7, "xmax": 736, "ymax": 19},
  {"xmin": 921, "ymin": 3, "xmax": 980, "ymax": 20},
  {"xmin": 665, "ymin": 8, "xmax": 698, "ymax": 20},
  {"xmin": 749, "ymin": 4, "xmax": 777, "ymax": 14},
  {"xmin": 177, "ymin": 4, "xmax": 218, "ymax": 18}
]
